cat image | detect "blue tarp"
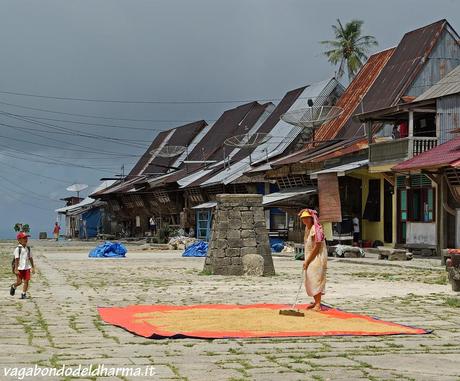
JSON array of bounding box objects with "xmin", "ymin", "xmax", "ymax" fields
[
  {"xmin": 182, "ymin": 241, "xmax": 208, "ymax": 257},
  {"xmin": 89, "ymin": 241, "xmax": 127, "ymax": 258},
  {"xmin": 270, "ymin": 237, "xmax": 285, "ymax": 253}
]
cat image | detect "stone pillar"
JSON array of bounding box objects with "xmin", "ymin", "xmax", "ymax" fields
[{"xmin": 204, "ymin": 194, "xmax": 275, "ymax": 276}]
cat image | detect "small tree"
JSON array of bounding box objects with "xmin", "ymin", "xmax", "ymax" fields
[
  {"xmin": 320, "ymin": 19, "xmax": 378, "ymax": 82},
  {"xmin": 14, "ymin": 223, "xmax": 30, "ymax": 233}
]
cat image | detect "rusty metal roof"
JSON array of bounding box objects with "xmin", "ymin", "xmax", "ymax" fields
[
  {"xmin": 315, "ymin": 48, "xmax": 395, "ymax": 142},
  {"xmin": 359, "ymin": 19, "xmax": 448, "ymax": 114},
  {"xmin": 268, "ymin": 20, "xmax": 456, "ymax": 167},
  {"xmin": 271, "ymin": 137, "xmax": 367, "ymax": 168}
]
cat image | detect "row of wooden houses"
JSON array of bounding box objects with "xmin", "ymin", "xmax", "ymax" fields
[{"xmin": 62, "ymin": 19, "xmax": 460, "ymax": 254}]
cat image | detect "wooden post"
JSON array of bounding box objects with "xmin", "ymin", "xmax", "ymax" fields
[
  {"xmin": 436, "ymin": 173, "xmax": 444, "ymax": 256},
  {"xmin": 440, "ymin": 173, "xmax": 445, "ymax": 252},
  {"xmin": 408, "ymin": 111, "xmax": 414, "ymax": 157},
  {"xmin": 366, "ymin": 121, "xmax": 372, "ymax": 145}
]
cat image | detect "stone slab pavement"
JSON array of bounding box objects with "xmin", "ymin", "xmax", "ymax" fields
[{"xmin": 1, "ymin": 240, "xmax": 460, "ymax": 381}]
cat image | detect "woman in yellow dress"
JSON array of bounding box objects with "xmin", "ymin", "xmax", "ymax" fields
[{"xmin": 299, "ymin": 209, "xmax": 327, "ymax": 311}]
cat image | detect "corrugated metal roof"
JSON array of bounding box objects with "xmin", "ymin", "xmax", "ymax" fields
[
  {"xmin": 194, "ymin": 78, "xmax": 343, "ymax": 187},
  {"xmin": 192, "ymin": 201, "xmax": 217, "ymax": 209},
  {"xmin": 59, "ymin": 181, "xmax": 116, "ymax": 213},
  {"xmin": 95, "ymin": 120, "xmax": 207, "ymax": 196},
  {"xmin": 266, "ymin": 20, "xmax": 457, "ymax": 168},
  {"xmin": 310, "ymin": 159, "xmax": 368, "ymax": 178},
  {"xmin": 252, "ymin": 78, "xmax": 343, "ymax": 165},
  {"xmin": 262, "ymin": 188, "xmax": 316, "ymax": 206},
  {"xmin": 415, "ymin": 65, "xmax": 460, "ymax": 101},
  {"xmin": 359, "ymin": 20, "xmax": 448, "ymax": 114},
  {"xmin": 145, "ymin": 101, "xmax": 273, "ymax": 189},
  {"xmin": 128, "ymin": 120, "xmax": 207, "ymax": 178},
  {"xmin": 392, "ymin": 136, "xmax": 460, "ymax": 171},
  {"xmin": 315, "ymin": 48, "xmax": 395, "ymax": 142}
]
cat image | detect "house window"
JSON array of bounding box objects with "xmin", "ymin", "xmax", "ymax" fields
[{"xmin": 409, "ymin": 188, "xmax": 435, "ymax": 222}]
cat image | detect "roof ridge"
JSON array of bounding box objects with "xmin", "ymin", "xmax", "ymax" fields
[{"xmin": 403, "ymin": 19, "xmax": 446, "ymax": 36}]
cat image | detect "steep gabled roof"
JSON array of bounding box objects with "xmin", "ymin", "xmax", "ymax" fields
[
  {"xmin": 145, "ymin": 101, "xmax": 273, "ymax": 189},
  {"xmin": 360, "ymin": 19, "xmax": 454, "ymax": 113},
  {"xmin": 184, "ymin": 78, "xmax": 344, "ymax": 188},
  {"xmin": 315, "ymin": 48, "xmax": 395, "ymax": 142},
  {"xmin": 267, "ymin": 19, "xmax": 459, "ymax": 167},
  {"xmin": 128, "ymin": 120, "xmax": 207, "ymax": 178},
  {"xmin": 93, "ymin": 120, "xmax": 207, "ymax": 197}
]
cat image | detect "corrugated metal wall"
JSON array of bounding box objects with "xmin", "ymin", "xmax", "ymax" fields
[
  {"xmin": 408, "ymin": 28, "xmax": 460, "ymax": 97},
  {"xmin": 437, "ymin": 94, "xmax": 460, "ymax": 143}
]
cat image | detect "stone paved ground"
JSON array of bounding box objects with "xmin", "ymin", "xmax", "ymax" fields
[{"xmin": 1, "ymin": 240, "xmax": 460, "ymax": 381}]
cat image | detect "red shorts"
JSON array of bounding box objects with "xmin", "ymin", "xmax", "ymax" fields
[{"xmin": 18, "ymin": 269, "xmax": 31, "ymax": 281}]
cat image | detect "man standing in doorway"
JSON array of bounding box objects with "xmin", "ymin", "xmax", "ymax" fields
[
  {"xmin": 149, "ymin": 217, "xmax": 157, "ymax": 236},
  {"xmin": 352, "ymin": 214, "xmax": 360, "ymax": 247}
]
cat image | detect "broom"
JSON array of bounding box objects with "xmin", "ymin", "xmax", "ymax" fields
[{"xmin": 279, "ymin": 269, "xmax": 305, "ymax": 317}]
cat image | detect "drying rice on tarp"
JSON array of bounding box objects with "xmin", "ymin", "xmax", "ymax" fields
[{"xmin": 98, "ymin": 303, "xmax": 429, "ymax": 339}]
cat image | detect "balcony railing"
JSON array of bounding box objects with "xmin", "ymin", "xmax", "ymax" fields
[{"xmin": 369, "ymin": 137, "xmax": 438, "ymax": 165}]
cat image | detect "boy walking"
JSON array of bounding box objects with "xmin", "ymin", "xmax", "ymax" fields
[{"xmin": 10, "ymin": 232, "xmax": 35, "ymax": 299}]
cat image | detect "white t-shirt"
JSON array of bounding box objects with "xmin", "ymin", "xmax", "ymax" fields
[
  {"xmin": 13, "ymin": 245, "xmax": 32, "ymax": 270},
  {"xmin": 352, "ymin": 217, "xmax": 360, "ymax": 234}
]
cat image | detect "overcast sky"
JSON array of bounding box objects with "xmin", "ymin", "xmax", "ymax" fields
[{"xmin": 0, "ymin": 0, "xmax": 458, "ymax": 239}]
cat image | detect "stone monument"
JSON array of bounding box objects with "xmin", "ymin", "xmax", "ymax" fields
[{"xmin": 204, "ymin": 194, "xmax": 275, "ymax": 276}]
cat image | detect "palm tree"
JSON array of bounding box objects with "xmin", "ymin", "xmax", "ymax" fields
[{"xmin": 321, "ymin": 19, "xmax": 378, "ymax": 82}]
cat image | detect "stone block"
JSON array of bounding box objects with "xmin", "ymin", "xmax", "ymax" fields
[
  {"xmin": 221, "ymin": 257, "xmax": 231, "ymax": 266},
  {"xmin": 228, "ymin": 238, "xmax": 242, "ymax": 248},
  {"xmin": 231, "ymin": 257, "xmax": 243, "ymax": 266},
  {"xmin": 241, "ymin": 230, "xmax": 255, "ymax": 239},
  {"xmin": 227, "ymin": 248, "xmax": 241, "ymax": 257},
  {"xmin": 217, "ymin": 239, "xmax": 228, "ymax": 249},
  {"xmin": 241, "ymin": 211, "xmax": 255, "ymax": 221},
  {"xmin": 229, "ymin": 219, "xmax": 242, "ymax": 229},
  {"xmin": 227, "ymin": 230, "xmax": 241, "ymax": 239},
  {"xmin": 257, "ymin": 245, "xmax": 271, "ymax": 257},
  {"xmin": 242, "ymin": 254, "xmax": 264, "ymax": 276},
  {"xmin": 241, "ymin": 221, "xmax": 255, "ymax": 229},
  {"xmin": 254, "ymin": 221, "xmax": 266, "ymax": 229},
  {"xmin": 241, "ymin": 247, "xmax": 257, "ymax": 256},
  {"xmin": 228, "ymin": 266, "xmax": 244, "ymax": 276},
  {"xmin": 242, "ymin": 238, "xmax": 257, "ymax": 247},
  {"xmin": 218, "ymin": 222, "xmax": 229, "ymax": 230},
  {"xmin": 378, "ymin": 247, "xmax": 411, "ymax": 261},
  {"xmin": 216, "ymin": 249, "xmax": 226, "ymax": 258}
]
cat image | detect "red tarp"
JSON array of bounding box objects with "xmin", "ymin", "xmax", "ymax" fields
[{"xmin": 98, "ymin": 304, "xmax": 429, "ymax": 339}]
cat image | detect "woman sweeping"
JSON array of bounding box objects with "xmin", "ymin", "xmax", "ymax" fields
[{"xmin": 299, "ymin": 209, "xmax": 327, "ymax": 311}]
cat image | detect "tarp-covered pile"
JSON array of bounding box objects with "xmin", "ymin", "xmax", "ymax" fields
[
  {"xmin": 168, "ymin": 236, "xmax": 198, "ymax": 250},
  {"xmin": 182, "ymin": 241, "xmax": 208, "ymax": 257},
  {"xmin": 270, "ymin": 237, "xmax": 285, "ymax": 253},
  {"xmin": 89, "ymin": 241, "xmax": 127, "ymax": 258}
]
